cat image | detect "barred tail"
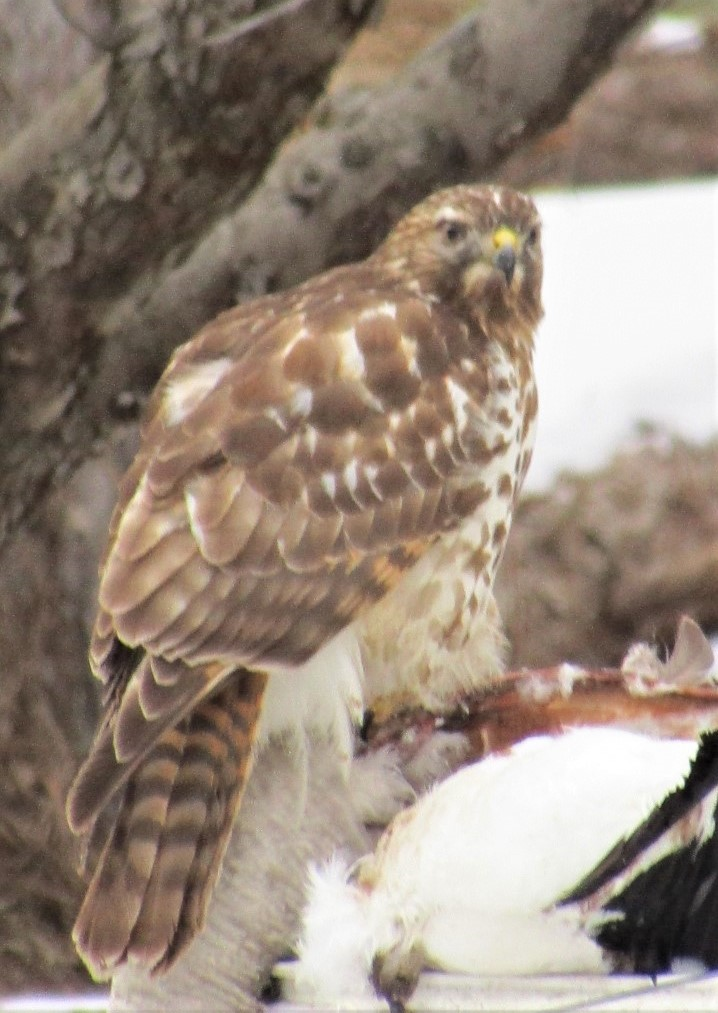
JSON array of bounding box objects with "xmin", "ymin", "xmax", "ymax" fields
[{"xmin": 72, "ymin": 670, "xmax": 267, "ymax": 979}]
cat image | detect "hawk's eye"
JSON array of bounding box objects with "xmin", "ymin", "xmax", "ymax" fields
[{"xmin": 438, "ymin": 218, "xmax": 469, "ymax": 245}]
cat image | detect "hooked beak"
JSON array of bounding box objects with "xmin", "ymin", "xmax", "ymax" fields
[
  {"xmin": 492, "ymin": 226, "xmax": 519, "ymax": 285},
  {"xmin": 493, "ymin": 246, "xmax": 516, "ymax": 285}
]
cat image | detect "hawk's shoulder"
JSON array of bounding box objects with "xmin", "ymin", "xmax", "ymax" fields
[{"xmin": 127, "ymin": 268, "xmax": 474, "ymax": 510}]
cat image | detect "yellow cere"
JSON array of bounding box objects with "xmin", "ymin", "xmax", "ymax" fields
[{"xmin": 492, "ymin": 226, "xmax": 519, "ymax": 250}]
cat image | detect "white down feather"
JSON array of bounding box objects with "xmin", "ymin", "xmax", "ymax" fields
[{"xmin": 288, "ymin": 727, "xmax": 698, "ymax": 1004}]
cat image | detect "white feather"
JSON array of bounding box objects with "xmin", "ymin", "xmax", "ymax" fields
[
  {"xmin": 292, "ymin": 857, "xmax": 381, "ymax": 1006},
  {"xmin": 288, "ymin": 728, "xmax": 698, "ymax": 1002},
  {"xmin": 366, "ymin": 729, "xmax": 695, "ymax": 917},
  {"xmin": 335, "ymin": 326, "xmax": 366, "ymax": 380},
  {"xmin": 163, "ymin": 358, "xmax": 233, "ymax": 425},
  {"xmin": 422, "ymin": 907, "xmax": 608, "ymax": 975},
  {"xmin": 258, "ymin": 626, "xmax": 365, "ymax": 767}
]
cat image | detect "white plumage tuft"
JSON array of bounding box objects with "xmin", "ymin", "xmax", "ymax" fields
[
  {"xmin": 287, "ymin": 728, "xmax": 699, "ymax": 1004},
  {"xmin": 258, "ymin": 625, "xmax": 365, "ymax": 767},
  {"xmin": 291, "ymin": 857, "xmax": 378, "ymax": 1006},
  {"xmin": 163, "ymin": 358, "xmax": 233, "ymax": 426}
]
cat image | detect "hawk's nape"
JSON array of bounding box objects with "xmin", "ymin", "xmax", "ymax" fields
[{"xmin": 66, "ymin": 184, "xmax": 544, "ymax": 979}]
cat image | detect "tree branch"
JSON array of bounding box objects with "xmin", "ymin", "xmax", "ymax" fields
[
  {"xmin": 0, "ymin": 0, "xmax": 379, "ymax": 548},
  {"xmin": 0, "ymin": 0, "xmax": 665, "ymax": 550}
]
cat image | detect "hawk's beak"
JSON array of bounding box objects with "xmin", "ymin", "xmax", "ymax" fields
[{"xmin": 492, "ymin": 226, "xmax": 519, "ymax": 285}]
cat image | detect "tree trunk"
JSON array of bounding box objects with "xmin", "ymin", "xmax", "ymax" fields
[
  {"xmin": 0, "ymin": 0, "xmax": 380, "ymax": 547},
  {"xmin": 0, "ymin": 0, "xmax": 664, "ymax": 549}
]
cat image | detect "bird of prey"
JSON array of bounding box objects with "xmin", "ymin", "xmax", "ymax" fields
[{"xmin": 66, "ymin": 183, "xmax": 543, "ymax": 979}]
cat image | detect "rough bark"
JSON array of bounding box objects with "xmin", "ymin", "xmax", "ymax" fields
[
  {"xmin": 0, "ymin": 0, "xmax": 96, "ymax": 143},
  {"xmin": 0, "ymin": 0, "xmax": 380, "ymax": 548},
  {"xmin": 0, "ymin": 0, "xmax": 664, "ymax": 550}
]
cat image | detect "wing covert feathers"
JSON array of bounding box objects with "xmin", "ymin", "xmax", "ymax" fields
[{"xmin": 71, "ymin": 670, "xmax": 267, "ymax": 979}]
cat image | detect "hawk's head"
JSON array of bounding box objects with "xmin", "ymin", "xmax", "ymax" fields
[{"xmin": 376, "ymin": 184, "xmax": 543, "ymax": 334}]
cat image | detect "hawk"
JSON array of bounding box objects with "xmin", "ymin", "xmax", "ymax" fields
[{"xmin": 66, "ymin": 184, "xmax": 543, "ymax": 979}]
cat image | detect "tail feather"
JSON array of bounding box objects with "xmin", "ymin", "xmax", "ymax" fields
[
  {"xmin": 168, "ymin": 681, "xmax": 262, "ymax": 963},
  {"xmin": 72, "ymin": 670, "xmax": 267, "ymax": 979},
  {"xmin": 66, "ymin": 655, "xmax": 231, "ymax": 835}
]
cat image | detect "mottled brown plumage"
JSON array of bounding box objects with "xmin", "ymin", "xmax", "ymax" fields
[{"xmin": 67, "ymin": 184, "xmax": 543, "ymax": 979}]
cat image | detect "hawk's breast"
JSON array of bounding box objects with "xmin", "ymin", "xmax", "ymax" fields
[{"xmin": 360, "ymin": 337, "xmax": 537, "ymax": 714}]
